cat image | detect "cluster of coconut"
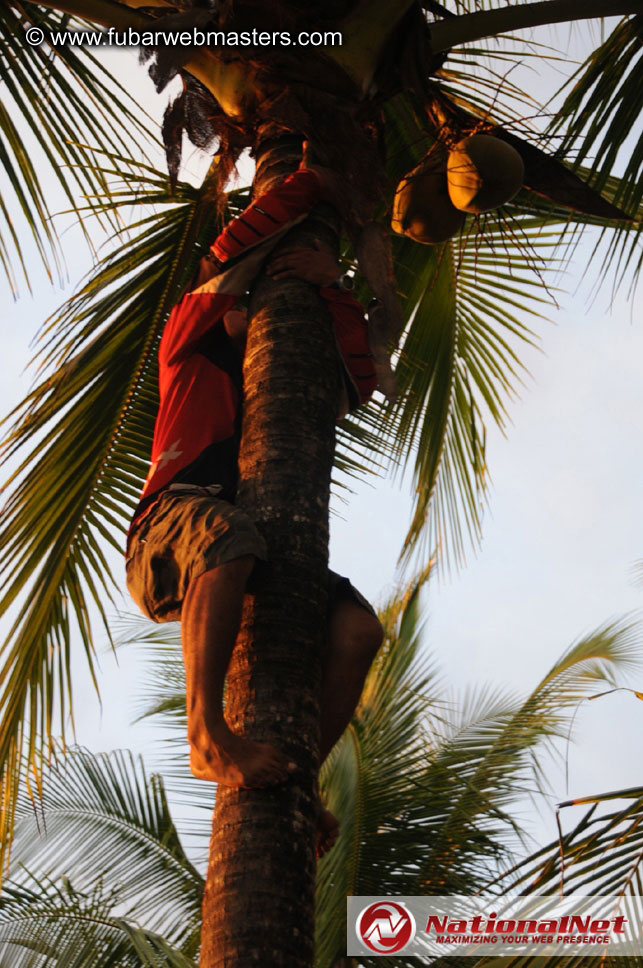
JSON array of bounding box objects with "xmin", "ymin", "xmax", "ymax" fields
[{"xmin": 392, "ymin": 134, "xmax": 525, "ymax": 244}]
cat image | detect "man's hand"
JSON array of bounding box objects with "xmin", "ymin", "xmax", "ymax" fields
[
  {"xmin": 267, "ymin": 239, "xmax": 340, "ymax": 287},
  {"xmin": 223, "ymin": 306, "xmax": 248, "ymax": 348},
  {"xmin": 192, "ymin": 252, "xmax": 220, "ymax": 290}
]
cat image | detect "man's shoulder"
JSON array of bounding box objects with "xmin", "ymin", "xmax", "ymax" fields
[{"xmin": 160, "ymin": 291, "xmax": 234, "ymax": 366}]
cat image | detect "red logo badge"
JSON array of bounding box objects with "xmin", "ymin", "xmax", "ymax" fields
[{"xmin": 356, "ymin": 901, "xmax": 416, "ymax": 953}]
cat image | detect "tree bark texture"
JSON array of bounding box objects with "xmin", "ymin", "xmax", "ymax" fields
[{"xmin": 199, "ymin": 134, "xmax": 341, "ymax": 967}]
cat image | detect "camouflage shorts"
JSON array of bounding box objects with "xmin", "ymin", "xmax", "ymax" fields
[
  {"xmin": 126, "ymin": 487, "xmax": 267, "ymax": 622},
  {"xmin": 126, "ymin": 485, "xmax": 375, "ymax": 624}
]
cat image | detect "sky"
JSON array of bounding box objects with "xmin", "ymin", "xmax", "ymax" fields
[{"xmin": 1, "ymin": 24, "xmax": 642, "ymax": 866}]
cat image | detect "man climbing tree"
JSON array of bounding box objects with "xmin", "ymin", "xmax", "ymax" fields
[
  {"xmin": 1, "ymin": 2, "xmax": 641, "ymax": 966},
  {"xmin": 125, "ymin": 151, "xmax": 383, "ymax": 824}
]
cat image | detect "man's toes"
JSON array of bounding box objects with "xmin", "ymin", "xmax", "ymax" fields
[
  {"xmin": 264, "ymin": 757, "xmax": 284, "ymax": 776},
  {"xmin": 268, "ymin": 766, "xmax": 288, "ymax": 784},
  {"xmin": 316, "ymin": 807, "xmax": 339, "ymax": 858},
  {"xmin": 266, "ymin": 755, "xmax": 292, "ymax": 780},
  {"xmin": 253, "ymin": 762, "xmax": 285, "ymax": 787}
]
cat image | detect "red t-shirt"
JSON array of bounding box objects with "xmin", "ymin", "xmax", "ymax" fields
[{"xmin": 131, "ymin": 171, "xmax": 376, "ymax": 525}]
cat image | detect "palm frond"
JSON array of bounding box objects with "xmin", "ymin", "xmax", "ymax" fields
[
  {"xmin": 2, "ymin": 591, "xmax": 638, "ymax": 968},
  {"xmin": 9, "ymin": 747, "xmax": 204, "ymax": 951},
  {"xmin": 548, "ymin": 14, "xmax": 643, "ymax": 292},
  {"xmin": 416, "ymin": 619, "xmax": 642, "ymax": 889},
  {"xmin": 315, "ymin": 604, "xmax": 641, "ymax": 968},
  {"xmin": 423, "ymin": 24, "xmax": 634, "ymax": 224},
  {"xmin": 493, "ymin": 783, "xmax": 643, "ymax": 903},
  {"xmin": 0, "ymin": 158, "xmax": 227, "ymax": 871},
  {"xmin": 340, "ymin": 82, "xmax": 641, "ymax": 571},
  {"xmin": 471, "ymin": 784, "xmax": 643, "ymax": 968},
  {"xmin": 423, "ymin": 15, "xmax": 642, "ymax": 294},
  {"xmin": 111, "ymin": 614, "xmax": 215, "ymax": 860},
  {"xmin": 551, "ymin": 15, "xmax": 643, "ymax": 212},
  {"xmin": 346, "ymin": 207, "xmax": 551, "ymax": 572},
  {"xmin": 0, "ymin": 871, "xmax": 197, "ymax": 968},
  {"xmin": 437, "ymin": 41, "xmax": 555, "ymax": 131},
  {"xmin": 122, "ymin": 619, "xmax": 188, "ymax": 733},
  {"xmin": 0, "ymin": 2, "xmax": 157, "ymax": 294}
]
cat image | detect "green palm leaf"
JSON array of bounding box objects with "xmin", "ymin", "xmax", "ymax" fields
[
  {"xmin": 551, "ymin": 15, "xmax": 643, "ymax": 212},
  {"xmin": 315, "ymin": 598, "xmax": 641, "ymax": 968},
  {"xmin": 0, "ymin": 872, "xmax": 196, "ymax": 968},
  {"xmin": 113, "ymin": 615, "xmax": 215, "ymax": 859},
  {"xmin": 342, "ymin": 207, "xmax": 551, "ymax": 571},
  {"xmin": 9, "ymin": 747, "xmax": 204, "ymax": 951},
  {"xmin": 338, "ymin": 86, "xmax": 640, "ymax": 570},
  {"xmin": 415, "ymin": 621, "xmax": 642, "ymax": 892},
  {"xmin": 315, "ymin": 570, "xmax": 438, "ymax": 968},
  {"xmin": 0, "ymin": 2, "xmax": 156, "ymax": 293},
  {"xmin": 3, "ymin": 14, "xmax": 642, "ymax": 875},
  {"xmin": 493, "ymin": 783, "xmax": 643, "ymax": 903},
  {"xmin": 547, "ymin": 15, "xmax": 643, "ymax": 291},
  {"xmin": 470, "ymin": 789, "xmax": 643, "ymax": 968},
  {"xmin": 0, "ymin": 159, "xmax": 225, "ymax": 870},
  {"xmin": 0, "ymin": 589, "xmax": 638, "ymax": 968}
]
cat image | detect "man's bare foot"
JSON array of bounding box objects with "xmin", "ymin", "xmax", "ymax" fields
[
  {"xmin": 316, "ymin": 805, "xmax": 339, "ymax": 859},
  {"xmin": 189, "ymin": 720, "xmax": 296, "ymax": 788}
]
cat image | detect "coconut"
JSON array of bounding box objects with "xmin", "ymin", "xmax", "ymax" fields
[
  {"xmin": 392, "ymin": 154, "xmax": 466, "ymax": 244},
  {"xmin": 447, "ymin": 134, "xmax": 525, "ymax": 214}
]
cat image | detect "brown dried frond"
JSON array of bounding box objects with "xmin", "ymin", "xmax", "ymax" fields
[
  {"xmin": 140, "ymin": 7, "xmax": 216, "ymax": 92},
  {"xmin": 162, "ymin": 76, "xmax": 249, "ymax": 194}
]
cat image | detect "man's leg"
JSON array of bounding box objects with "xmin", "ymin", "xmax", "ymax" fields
[
  {"xmin": 320, "ymin": 598, "xmax": 384, "ymax": 762},
  {"xmin": 315, "ymin": 597, "xmax": 383, "ymax": 856},
  {"xmin": 182, "ymin": 555, "xmax": 295, "ymax": 788}
]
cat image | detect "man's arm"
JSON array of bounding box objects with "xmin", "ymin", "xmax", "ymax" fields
[
  {"xmin": 195, "ymin": 143, "xmax": 350, "ymax": 290},
  {"xmin": 162, "ymin": 172, "xmax": 329, "ymax": 365},
  {"xmin": 164, "ymin": 155, "xmax": 350, "ymax": 364}
]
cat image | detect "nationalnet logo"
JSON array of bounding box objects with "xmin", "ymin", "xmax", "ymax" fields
[
  {"xmin": 356, "ymin": 901, "xmax": 416, "ymax": 954},
  {"xmin": 348, "ymin": 895, "xmax": 642, "ymax": 957}
]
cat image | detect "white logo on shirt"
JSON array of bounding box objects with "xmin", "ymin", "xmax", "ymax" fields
[{"xmin": 148, "ymin": 439, "xmax": 183, "ymax": 479}]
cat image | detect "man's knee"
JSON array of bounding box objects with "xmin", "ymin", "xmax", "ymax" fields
[
  {"xmin": 331, "ymin": 601, "xmax": 384, "ymax": 665},
  {"xmin": 216, "ymin": 553, "xmax": 256, "ymax": 584},
  {"xmin": 185, "ymin": 554, "xmax": 256, "ymax": 607},
  {"xmin": 358, "ymin": 612, "xmax": 384, "ymax": 662}
]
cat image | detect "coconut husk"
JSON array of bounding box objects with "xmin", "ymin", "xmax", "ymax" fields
[
  {"xmin": 422, "ymin": 86, "xmax": 633, "ymax": 221},
  {"xmin": 392, "ymin": 147, "xmax": 465, "ymax": 244},
  {"xmin": 447, "ymin": 134, "xmax": 525, "ymax": 214},
  {"xmin": 351, "ymin": 221, "xmax": 404, "ymax": 400},
  {"xmin": 366, "ymin": 299, "xmax": 399, "ymax": 401},
  {"xmin": 162, "ymin": 76, "xmax": 248, "ymax": 197}
]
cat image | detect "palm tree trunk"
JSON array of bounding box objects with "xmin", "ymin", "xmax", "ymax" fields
[{"xmin": 199, "ymin": 132, "xmax": 341, "ymax": 967}]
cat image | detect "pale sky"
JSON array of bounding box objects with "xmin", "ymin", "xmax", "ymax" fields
[{"xmin": 1, "ymin": 26, "xmax": 642, "ymax": 865}]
